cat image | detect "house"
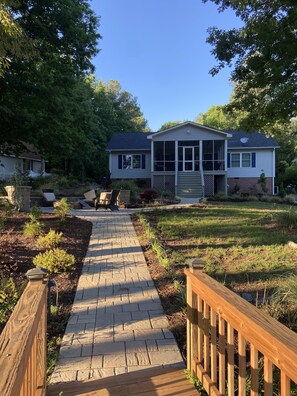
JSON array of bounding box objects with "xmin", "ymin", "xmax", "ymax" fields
[
  {"xmin": 107, "ymin": 122, "xmax": 279, "ymax": 197},
  {"xmin": 0, "ymin": 143, "xmax": 45, "ymax": 180}
]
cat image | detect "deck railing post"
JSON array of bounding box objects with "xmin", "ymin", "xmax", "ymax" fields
[
  {"xmin": 186, "ymin": 259, "xmax": 204, "ymax": 374},
  {"xmin": 0, "ymin": 268, "xmax": 48, "ymax": 396},
  {"xmin": 25, "ymin": 268, "xmax": 48, "ymax": 396}
]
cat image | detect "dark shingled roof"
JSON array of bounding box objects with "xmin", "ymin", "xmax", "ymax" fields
[
  {"xmin": 226, "ymin": 130, "xmax": 279, "ymax": 148},
  {"xmin": 107, "ymin": 132, "xmax": 153, "ymax": 151},
  {"xmin": 107, "ymin": 130, "xmax": 279, "ymax": 151}
]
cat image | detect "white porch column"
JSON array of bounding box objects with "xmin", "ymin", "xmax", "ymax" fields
[
  {"xmin": 224, "ymin": 140, "xmax": 228, "ymax": 194},
  {"xmin": 151, "ymin": 140, "xmax": 154, "ymax": 188},
  {"xmin": 175, "ymin": 141, "xmax": 178, "ymax": 194}
]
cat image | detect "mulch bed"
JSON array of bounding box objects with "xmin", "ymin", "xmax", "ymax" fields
[{"xmin": 0, "ymin": 210, "xmax": 92, "ymax": 340}]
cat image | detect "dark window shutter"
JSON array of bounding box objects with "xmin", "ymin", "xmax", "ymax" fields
[
  {"xmin": 142, "ymin": 154, "xmax": 146, "ymax": 169},
  {"xmin": 252, "ymin": 152, "xmax": 256, "ymax": 168},
  {"xmin": 227, "ymin": 153, "xmax": 230, "ymax": 168},
  {"xmin": 118, "ymin": 155, "xmax": 122, "ymax": 169}
]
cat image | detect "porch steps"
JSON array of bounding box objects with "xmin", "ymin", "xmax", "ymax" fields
[{"xmin": 177, "ymin": 172, "xmax": 203, "ymax": 198}]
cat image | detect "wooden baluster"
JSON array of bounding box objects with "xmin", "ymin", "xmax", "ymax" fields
[
  {"xmin": 192, "ymin": 293, "xmax": 198, "ymax": 371},
  {"xmin": 264, "ymin": 357, "xmax": 273, "ymax": 395},
  {"xmin": 227, "ymin": 323, "xmax": 235, "ymax": 396},
  {"xmin": 197, "ymin": 295, "xmax": 203, "ymax": 363},
  {"xmin": 210, "ymin": 308, "xmax": 217, "ymax": 386},
  {"xmin": 186, "ymin": 274, "xmax": 193, "ymax": 373},
  {"xmin": 280, "ymin": 372, "xmax": 290, "ymax": 396},
  {"xmin": 250, "ymin": 345, "xmax": 259, "ymax": 396},
  {"xmin": 204, "ymin": 302, "xmax": 210, "ymax": 375},
  {"xmin": 238, "ymin": 334, "xmax": 246, "ymax": 395},
  {"xmin": 218, "ymin": 315, "xmax": 226, "ymax": 395}
]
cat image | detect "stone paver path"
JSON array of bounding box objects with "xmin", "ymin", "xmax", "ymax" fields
[{"xmin": 51, "ymin": 209, "xmax": 184, "ymax": 383}]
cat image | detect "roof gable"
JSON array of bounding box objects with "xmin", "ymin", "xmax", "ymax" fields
[{"xmin": 148, "ymin": 121, "xmax": 232, "ymax": 139}]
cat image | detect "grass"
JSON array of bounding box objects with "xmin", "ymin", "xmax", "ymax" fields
[{"xmin": 141, "ymin": 201, "xmax": 297, "ymax": 323}]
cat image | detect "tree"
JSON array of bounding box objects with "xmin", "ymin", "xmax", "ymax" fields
[
  {"xmin": 0, "ymin": 0, "xmax": 100, "ymax": 153},
  {"xmin": 158, "ymin": 121, "xmax": 184, "ymax": 131},
  {"xmin": 195, "ymin": 105, "xmax": 244, "ymax": 130},
  {"xmin": 203, "ymin": 0, "xmax": 297, "ymax": 130},
  {"xmin": 0, "ymin": 1, "xmax": 35, "ymax": 76},
  {"xmin": 100, "ymin": 80, "xmax": 150, "ymax": 132}
]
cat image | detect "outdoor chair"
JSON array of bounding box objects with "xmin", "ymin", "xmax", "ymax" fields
[
  {"xmin": 95, "ymin": 190, "xmax": 120, "ymax": 211},
  {"xmin": 42, "ymin": 189, "xmax": 57, "ymax": 206},
  {"xmin": 117, "ymin": 190, "xmax": 131, "ymax": 208}
]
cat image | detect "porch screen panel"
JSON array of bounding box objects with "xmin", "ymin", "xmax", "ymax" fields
[{"xmin": 153, "ymin": 141, "xmax": 175, "ymax": 171}]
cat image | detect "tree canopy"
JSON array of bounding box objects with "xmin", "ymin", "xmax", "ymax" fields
[
  {"xmin": 0, "ymin": 1, "xmax": 149, "ymax": 179},
  {"xmin": 203, "ymin": 0, "xmax": 297, "ymax": 131},
  {"xmin": 158, "ymin": 121, "xmax": 187, "ymax": 131}
]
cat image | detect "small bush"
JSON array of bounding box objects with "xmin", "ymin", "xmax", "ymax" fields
[
  {"xmin": 33, "ymin": 248, "xmax": 75, "ymax": 273},
  {"xmin": 0, "ymin": 216, "xmax": 7, "ymax": 231},
  {"xmin": 29, "ymin": 203, "xmax": 42, "ymax": 222},
  {"xmin": 54, "ymin": 198, "xmax": 72, "ymax": 220},
  {"xmin": 23, "ymin": 220, "xmax": 44, "ymax": 237},
  {"xmin": 0, "ymin": 277, "xmax": 21, "ymax": 324},
  {"xmin": 276, "ymin": 208, "xmax": 297, "ymax": 230},
  {"xmin": 37, "ymin": 229, "xmax": 63, "ymax": 248},
  {"xmin": 283, "ymin": 194, "xmax": 297, "ymax": 204},
  {"xmin": 110, "ymin": 180, "xmax": 139, "ymax": 199},
  {"xmin": 139, "ymin": 189, "xmax": 158, "ymax": 201},
  {"xmin": 3, "ymin": 200, "xmax": 13, "ymax": 216}
]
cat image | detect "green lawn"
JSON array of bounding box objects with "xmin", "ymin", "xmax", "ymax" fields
[{"xmin": 145, "ymin": 201, "xmax": 297, "ymax": 297}]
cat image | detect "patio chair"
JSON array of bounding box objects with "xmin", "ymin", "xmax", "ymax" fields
[
  {"xmin": 95, "ymin": 190, "xmax": 120, "ymax": 211},
  {"xmin": 42, "ymin": 189, "xmax": 57, "ymax": 206},
  {"xmin": 117, "ymin": 190, "xmax": 131, "ymax": 208}
]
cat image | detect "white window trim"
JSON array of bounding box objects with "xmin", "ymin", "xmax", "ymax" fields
[
  {"xmin": 122, "ymin": 154, "xmax": 141, "ymax": 170},
  {"xmin": 230, "ymin": 152, "xmax": 252, "ymax": 168}
]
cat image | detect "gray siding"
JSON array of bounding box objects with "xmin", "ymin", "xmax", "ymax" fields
[{"xmin": 110, "ymin": 152, "xmax": 151, "ymax": 179}]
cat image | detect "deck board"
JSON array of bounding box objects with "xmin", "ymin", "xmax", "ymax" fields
[{"xmin": 47, "ymin": 367, "xmax": 199, "ymax": 395}]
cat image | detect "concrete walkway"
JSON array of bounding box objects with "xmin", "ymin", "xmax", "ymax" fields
[{"xmin": 50, "ymin": 209, "xmax": 184, "ymax": 384}]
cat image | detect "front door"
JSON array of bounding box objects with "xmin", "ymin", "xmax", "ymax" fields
[{"xmin": 183, "ymin": 146, "xmax": 195, "ymax": 171}]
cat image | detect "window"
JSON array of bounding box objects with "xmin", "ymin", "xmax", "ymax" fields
[
  {"xmin": 231, "ymin": 153, "xmax": 240, "ymax": 167},
  {"xmin": 23, "ymin": 159, "xmax": 33, "ymax": 172},
  {"xmin": 118, "ymin": 154, "xmax": 145, "ymax": 169},
  {"xmin": 242, "ymin": 153, "xmax": 251, "ymax": 167},
  {"xmin": 228, "ymin": 152, "xmax": 256, "ymax": 168}
]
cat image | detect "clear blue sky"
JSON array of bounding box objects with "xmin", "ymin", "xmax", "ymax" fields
[{"xmin": 91, "ymin": 0, "xmax": 242, "ymax": 131}]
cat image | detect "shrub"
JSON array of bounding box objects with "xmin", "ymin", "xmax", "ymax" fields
[
  {"xmin": 276, "ymin": 208, "xmax": 297, "ymax": 230},
  {"xmin": 284, "ymin": 164, "xmax": 297, "ymax": 189},
  {"xmin": 3, "ymin": 200, "xmax": 13, "ymax": 216},
  {"xmin": 139, "ymin": 188, "xmax": 158, "ymax": 201},
  {"xmin": 23, "ymin": 220, "xmax": 44, "ymax": 237},
  {"xmin": 33, "ymin": 248, "xmax": 75, "ymax": 273},
  {"xmin": 54, "ymin": 198, "xmax": 72, "ymax": 220},
  {"xmin": 0, "ymin": 277, "xmax": 21, "ymax": 324},
  {"xmin": 109, "ymin": 180, "xmax": 139, "ymax": 199},
  {"xmin": 0, "ymin": 216, "xmax": 7, "ymax": 231},
  {"xmin": 29, "ymin": 203, "xmax": 42, "ymax": 222},
  {"xmin": 283, "ymin": 194, "xmax": 297, "ymax": 204},
  {"xmin": 37, "ymin": 229, "xmax": 63, "ymax": 248}
]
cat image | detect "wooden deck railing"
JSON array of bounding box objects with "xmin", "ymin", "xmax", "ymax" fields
[
  {"xmin": 0, "ymin": 269, "xmax": 48, "ymax": 396},
  {"xmin": 185, "ymin": 262, "xmax": 297, "ymax": 395}
]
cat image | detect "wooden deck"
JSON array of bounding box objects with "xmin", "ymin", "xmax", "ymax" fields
[{"xmin": 47, "ymin": 367, "xmax": 199, "ymax": 395}]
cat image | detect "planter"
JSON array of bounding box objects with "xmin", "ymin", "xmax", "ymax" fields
[{"xmin": 5, "ymin": 185, "xmax": 32, "ymax": 211}]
